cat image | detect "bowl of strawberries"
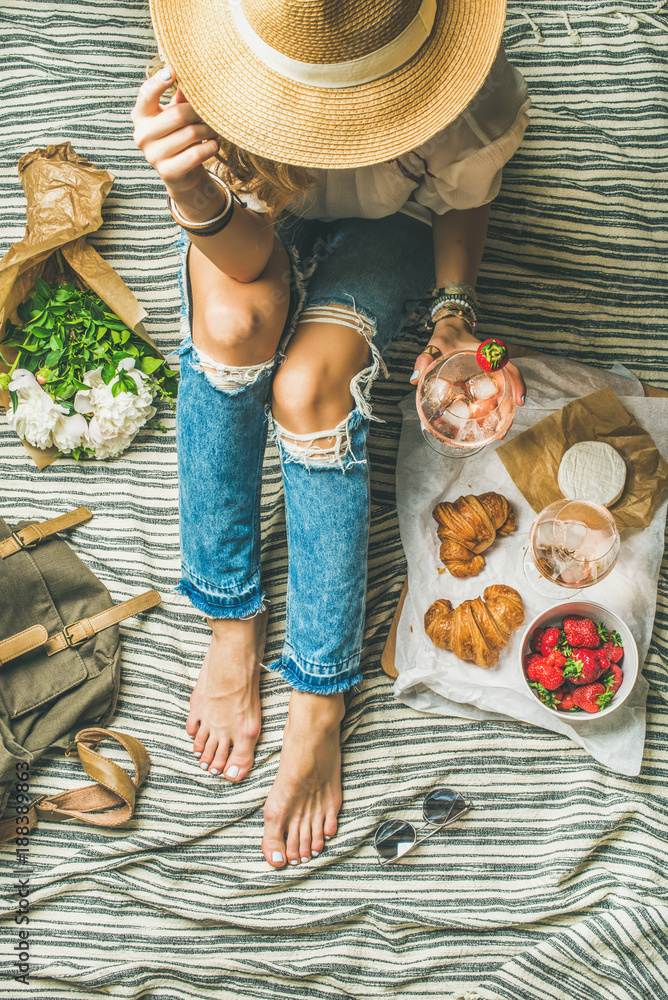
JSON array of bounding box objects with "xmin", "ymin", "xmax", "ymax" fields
[{"xmin": 519, "ymin": 602, "xmax": 638, "ymax": 720}]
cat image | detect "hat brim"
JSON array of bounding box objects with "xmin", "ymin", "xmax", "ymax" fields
[{"xmin": 149, "ymin": 0, "xmax": 508, "ymax": 169}]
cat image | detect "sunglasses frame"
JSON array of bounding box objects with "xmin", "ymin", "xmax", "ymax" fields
[{"xmin": 374, "ymin": 787, "xmax": 473, "ymax": 866}]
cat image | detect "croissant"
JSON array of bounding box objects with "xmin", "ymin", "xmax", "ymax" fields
[
  {"xmin": 433, "ymin": 492, "xmax": 515, "ymax": 577},
  {"xmin": 424, "ymin": 585, "xmax": 525, "ymax": 668}
]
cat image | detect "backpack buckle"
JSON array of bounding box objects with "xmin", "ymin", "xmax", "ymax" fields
[{"xmin": 11, "ymin": 529, "xmax": 39, "ymax": 551}]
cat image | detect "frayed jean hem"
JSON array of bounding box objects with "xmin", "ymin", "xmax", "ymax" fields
[
  {"xmin": 175, "ymin": 579, "xmax": 266, "ymax": 620},
  {"xmin": 266, "ymin": 653, "xmax": 363, "ymax": 694}
]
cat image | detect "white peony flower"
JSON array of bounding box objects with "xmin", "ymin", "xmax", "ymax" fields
[
  {"xmin": 5, "ymin": 369, "xmax": 67, "ymax": 450},
  {"xmin": 51, "ymin": 412, "xmax": 88, "ymax": 453},
  {"xmin": 74, "ymin": 360, "xmax": 156, "ymax": 459}
]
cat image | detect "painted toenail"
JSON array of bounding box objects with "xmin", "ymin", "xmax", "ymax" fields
[
  {"xmin": 209, "ymin": 768, "xmax": 219, "ymax": 775},
  {"xmin": 272, "ymin": 851, "xmax": 284, "ymax": 863},
  {"xmin": 225, "ymin": 765, "xmax": 239, "ymax": 778},
  {"xmin": 193, "ymin": 751, "xmax": 201, "ymax": 757},
  {"xmin": 289, "ymin": 860, "xmax": 299, "ymax": 865},
  {"xmin": 300, "ymin": 856, "xmax": 309, "ymax": 863},
  {"xmin": 325, "ymin": 836, "xmax": 331, "ymax": 841},
  {"xmin": 199, "ymin": 762, "xmax": 208, "ymax": 770},
  {"xmin": 311, "ymin": 851, "xmax": 319, "ymax": 857}
]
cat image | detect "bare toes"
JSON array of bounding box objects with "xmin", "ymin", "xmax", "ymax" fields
[
  {"xmin": 310, "ymin": 823, "xmax": 325, "ymax": 857},
  {"xmin": 299, "ymin": 821, "xmax": 313, "ymax": 863},
  {"xmin": 262, "ymin": 828, "xmax": 287, "ymax": 869},
  {"xmin": 324, "ymin": 809, "xmax": 339, "ymax": 842},
  {"xmin": 199, "ymin": 734, "xmax": 223, "ymax": 773}
]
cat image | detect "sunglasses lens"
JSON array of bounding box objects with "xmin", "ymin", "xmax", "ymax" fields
[
  {"xmin": 423, "ymin": 788, "xmax": 466, "ymax": 825},
  {"xmin": 374, "ymin": 820, "xmax": 416, "ymax": 861}
]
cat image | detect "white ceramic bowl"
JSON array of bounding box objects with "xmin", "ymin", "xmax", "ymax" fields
[{"xmin": 519, "ymin": 601, "xmax": 639, "ymax": 722}]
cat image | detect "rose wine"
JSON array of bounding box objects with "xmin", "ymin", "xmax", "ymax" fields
[{"xmin": 530, "ymin": 500, "xmax": 620, "ymax": 589}]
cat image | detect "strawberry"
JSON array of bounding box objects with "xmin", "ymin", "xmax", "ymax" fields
[
  {"xmin": 527, "ymin": 651, "xmax": 566, "ymax": 691},
  {"xmin": 601, "ymin": 640, "xmax": 624, "ymax": 664},
  {"xmin": 600, "ymin": 662, "xmax": 623, "ymax": 694},
  {"xmin": 564, "ymin": 648, "xmax": 607, "ymax": 685},
  {"xmin": 598, "ymin": 622, "xmax": 624, "ymax": 663},
  {"xmin": 476, "ymin": 338, "xmax": 509, "ymax": 372},
  {"xmin": 525, "ymin": 653, "xmax": 543, "ymax": 672},
  {"xmin": 562, "ymin": 616, "xmax": 600, "ymax": 649},
  {"xmin": 572, "ymin": 683, "xmax": 614, "ymax": 714},
  {"xmin": 530, "ymin": 628, "xmax": 546, "ymax": 654},
  {"xmin": 540, "ymin": 627, "xmax": 561, "ymax": 656},
  {"xmin": 557, "ymin": 689, "xmax": 579, "ymax": 712}
]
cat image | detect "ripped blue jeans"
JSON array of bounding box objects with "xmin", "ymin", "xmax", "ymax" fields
[{"xmin": 176, "ymin": 212, "xmax": 434, "ymax": 693}]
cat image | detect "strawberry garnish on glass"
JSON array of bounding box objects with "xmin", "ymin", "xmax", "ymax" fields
[{"xmin": 476, "ymin": 338, "xmax": 509, "ymax": 373}]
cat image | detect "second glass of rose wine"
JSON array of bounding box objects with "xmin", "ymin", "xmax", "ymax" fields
[{"xmin": 524, "ymin": 498, "xmax": 620, "ymax": 597}]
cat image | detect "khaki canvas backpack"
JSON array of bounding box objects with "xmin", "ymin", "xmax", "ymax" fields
[{"xmin": 0, "ymin": 507, "xmax": 159, "ymax": 831}]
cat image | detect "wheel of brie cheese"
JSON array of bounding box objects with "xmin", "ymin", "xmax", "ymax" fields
[{"xmin": 558, "ymin": 442, "xmax": 626, "ymax": 507}]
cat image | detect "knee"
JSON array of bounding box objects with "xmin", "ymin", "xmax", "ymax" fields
[
  {"xmin": 196, "ymin": 297, "xmax": 266, "ymax": 354},
  {"xmin": 271, "ymin": 356, "xmax": 349, "ymax": 427}
]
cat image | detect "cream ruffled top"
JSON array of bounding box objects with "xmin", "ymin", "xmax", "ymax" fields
[{"xmin": 286, "ymin": 45, "xmax": 530, "ymax": 224}]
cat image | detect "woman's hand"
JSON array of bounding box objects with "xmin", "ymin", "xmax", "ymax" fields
[
  {"xmin": 131, "ymin": 66, "xmax": 220, "ymax": 197},
  {"xmin": 410, "ymin": 316, "xmax": 525, "ymax": 407}
]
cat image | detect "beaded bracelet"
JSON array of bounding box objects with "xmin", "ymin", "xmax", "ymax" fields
[
  {"xmin": 431, "ymin": 307, "xmax": 476, "ymax": 334},
  {"xmin": 167, "ymin": 170, "xmax": 234, "ymax": 237},
  {"xmin": 429, "ymin": 283, "xmax": 479, "ymax": 330}
]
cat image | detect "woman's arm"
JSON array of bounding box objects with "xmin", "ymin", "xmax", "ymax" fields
[
  {"xmin": 132, "ymin": 68, "xmax": 274, "ymax": 283},
  {"xmin": 410, "ymin": 205, "xmax": 525, "ymax": 406}
]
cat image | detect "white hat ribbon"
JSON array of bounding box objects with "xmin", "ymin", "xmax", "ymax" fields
[{"xmin": 229, "ymin": 0, "xmax": 437, "ymax": 89}]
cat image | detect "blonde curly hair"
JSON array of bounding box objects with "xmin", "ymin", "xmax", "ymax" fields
[{"xmin": 146, "ymin": 58, "xmax": 317, "ymax": 218}]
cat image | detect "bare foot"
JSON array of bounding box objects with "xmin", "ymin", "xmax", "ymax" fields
[
  {"xmin": 186, "ymin": 610, "xmax": 266, "ymax": 781},
  {"xmin": 262, "ymin": 691, "xmax": 345, "ymax": 867}
]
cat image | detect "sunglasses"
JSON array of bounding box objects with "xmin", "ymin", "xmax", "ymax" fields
[{"xmin": 374, "ymin": 787, "xmax": 472, "ymax": 865}]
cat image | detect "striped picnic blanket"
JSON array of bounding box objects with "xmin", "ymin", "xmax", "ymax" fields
[{"xmin": 1, "ymin": 3, "xmax": 667, "ymax": 999}]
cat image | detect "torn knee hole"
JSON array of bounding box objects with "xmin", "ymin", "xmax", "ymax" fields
[
  {"xmin": 273, "ymin": 415, "xmax": 354, "ymax": 468},
  {"xmin": 193, "ymin": 345, "xmax": 277, "ymax": 391},
  {"xmin": 298, "ymin": 303, "xmax": 375, "ymax": 344},
  {"xmin": 298, "ymin": 302, "xmax": 387, "ymax": 422}
]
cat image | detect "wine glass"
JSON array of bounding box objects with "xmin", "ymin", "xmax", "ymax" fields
[
  {"xmin": 416, "ymin": 350, "xmax": 516, "ymax": 458},
  {"xmin": 524, "ymin": 498, "xmax": 620, "ymax": 597}
]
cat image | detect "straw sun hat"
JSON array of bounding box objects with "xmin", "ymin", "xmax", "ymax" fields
[{"xmin": 149, "ymin": 0, "xmax": 508, "ymax": 169}]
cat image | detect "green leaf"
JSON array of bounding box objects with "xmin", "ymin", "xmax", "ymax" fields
[
  {"xmin": 44, "ymin": 349, "xmax": 65, "ymax": 367},
  {"xmin": 34, "ymin": 275, "xmax": 52, "ymax": 300},
  {"xmin": 90, "ymin": 301, "xmax": 105, "ymax": 322},
  {"xmin": 24, "ymin": 314, "xmax": 48, "ymax": 332},
  {"xmin": 16, "ymin": 302, "xmax": 29, "ymax": 322},
  {"xmin": 32, "ymin": 294, "xmax": 47, "ymax": 312},
  {"xmin": 111, "ymin": 380, "xmax": 123, "ymax": 397},
  {"xmin": 96, "ymin": 325, "xmax": 108, "ymax": 340},
  {"xmin": 140, "ymin": 356, "xmax": 164, "ymax": 375},
  {"xmin": 13, "ymin": 341, "xmax": 42, "ymax": 353}
]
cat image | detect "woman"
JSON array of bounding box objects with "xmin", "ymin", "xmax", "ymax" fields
[{"xmin": 133, "ymin": 0, "xmax": 529, "ymax": 869}]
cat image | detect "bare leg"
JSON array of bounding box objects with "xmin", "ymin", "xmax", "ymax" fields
[{"xmin": 184, "ymin": 239, "xmax": 290, "ymax": 780}]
